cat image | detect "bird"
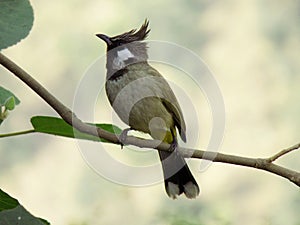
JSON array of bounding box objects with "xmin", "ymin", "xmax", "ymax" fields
[{"xmin": 96, "ymin": 20, "xmax": 199, "ymax": 199}]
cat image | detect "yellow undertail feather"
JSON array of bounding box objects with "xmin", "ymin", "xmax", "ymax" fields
[{"xmin": 163, "ymin": 127, "xmax": 176, "ymax": 144}]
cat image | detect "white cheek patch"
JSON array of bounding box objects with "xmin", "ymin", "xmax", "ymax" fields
[
  {"xmin": 117, "ymin": 48, "xmax": 134, "ymax": 61},
  {"xmin": 113, "ymin": 48, "xmax": 135, "ymax": 69}
]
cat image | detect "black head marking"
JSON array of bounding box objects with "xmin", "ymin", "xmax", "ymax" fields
[
  {"xmin": 96, "ymin": 19, "xmax": 150, "ymax": 50},
  {"xmin": 110, "ymin": 19, "xmax": 150, "ymax": 43}
]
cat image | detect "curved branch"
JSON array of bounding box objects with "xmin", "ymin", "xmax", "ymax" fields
[
  {"xmin": 1, "ymin": 52, "xmax": 300, "ymax": 187},
  {"xmin": 0, "ymin": 53, "xmax": 119, "ymax": 144}
]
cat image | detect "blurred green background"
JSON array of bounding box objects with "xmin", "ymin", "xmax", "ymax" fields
[{"xmin": 1, "ymin": 0, "xmax": 300, "ymax": 224}]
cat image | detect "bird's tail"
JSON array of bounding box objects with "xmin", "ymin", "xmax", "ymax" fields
[{"xmin": 158, "ymin": 150, "xmax": 200, "ymax": 199}]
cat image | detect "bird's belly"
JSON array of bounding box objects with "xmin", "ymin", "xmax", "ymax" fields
[{"xmin": 106, "ymin": 77, "xmax": 174, "ymax": 140}]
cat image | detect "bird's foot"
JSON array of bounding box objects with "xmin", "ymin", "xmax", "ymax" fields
[
  {"xmin": 170, "ymin": 139, "xmax": 182, "ymax": 159},
  {"xmin": 119, "ymin": 128, "xmax": 131, "ymax": 149}
]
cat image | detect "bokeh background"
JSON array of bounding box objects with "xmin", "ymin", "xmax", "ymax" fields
[{"xmin": 1, "ymin": 0, "xmax": 300, "ymax": 224}]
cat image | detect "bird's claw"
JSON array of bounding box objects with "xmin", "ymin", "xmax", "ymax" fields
[{"xmin": 170, "ymin": 141, "xmax": 178, "ymax": 151}]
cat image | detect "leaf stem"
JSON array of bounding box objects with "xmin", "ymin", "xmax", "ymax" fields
[{"xmin": 0, "ymin": 129, "xmax": 35, "ymax": 138}]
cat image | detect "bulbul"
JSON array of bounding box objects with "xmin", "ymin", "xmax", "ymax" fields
[{"xmin": 96, "ymin": 20, "xmax": 199, "ymax": 199}]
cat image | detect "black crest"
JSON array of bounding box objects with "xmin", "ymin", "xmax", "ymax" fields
[{"xmin": 110, "ymin": 19, "xmax": 150, "ymax": 43}]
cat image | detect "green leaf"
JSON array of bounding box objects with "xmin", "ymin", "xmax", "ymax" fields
[
  {"xmin": 0, "ymin": 86, "xmax": 20, "ymax": 107},
  {"xmin": 0, "ymin": 205, "xmax": 49, "ymax": 225},
  {"xmin": 0, "ymin": 189, "xmax": 19, "ymax": 211},
  {"xmin": 4, "ymin": 96, "xmax": 16, "ymax": 110},
  {"xmin": 31, "ymin": 116, "xmax": 122, "ymax": 143},
  {"xmin": 0, "ymin": 189, "xmax": 50, "ymax": 224},
  {"xmin": 0, "ymin": 86, "xmax": 20, "ymax": 124},
  {"xmin": 0, "ymin": 0, "xmax": 34, "ymax": 50}
]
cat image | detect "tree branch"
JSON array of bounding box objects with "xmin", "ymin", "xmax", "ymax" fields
[
  {"xmin": 0, "ymin": 53, "xmax": 119, "ymax": 144},
  {"xmin": 1, "ymin": 52, "xmax": 300, "ymax": 188}
]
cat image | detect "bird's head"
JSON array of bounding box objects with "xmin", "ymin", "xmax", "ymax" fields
[{"xmin": 96, "ymin": 20, "xmax": 150, "ymax": 70}]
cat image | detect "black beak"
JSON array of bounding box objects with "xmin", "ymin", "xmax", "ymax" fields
[{"xmin": 96, "ymin": 34, "xmax": 112, "ymax": 46}]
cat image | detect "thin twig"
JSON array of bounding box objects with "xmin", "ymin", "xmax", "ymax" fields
[
  {"xmin": 268, "ymin": 142, "xmax": 300, "ymax": 162},
  {"xmin": 1, "ymin": 52, "xmax": 300, "ymax": 188}
]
